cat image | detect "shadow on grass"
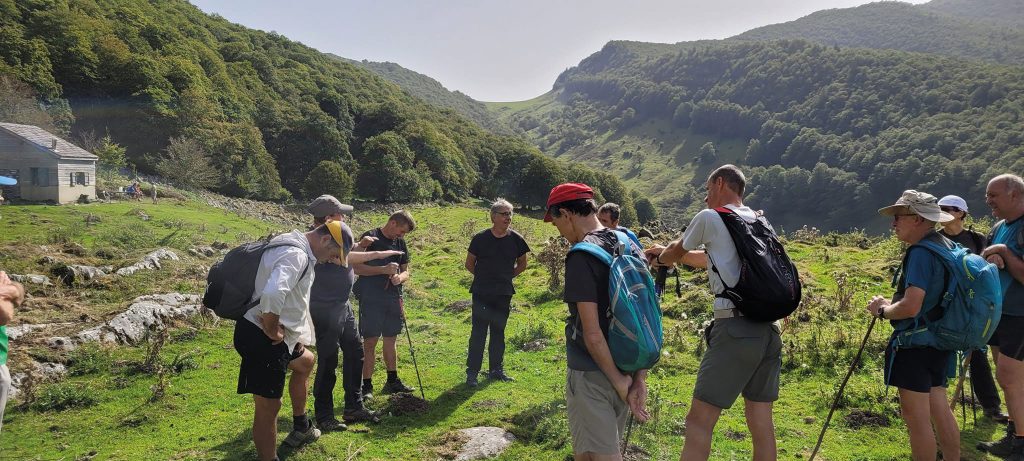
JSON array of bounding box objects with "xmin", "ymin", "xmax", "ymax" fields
[
  {"xmin": 208, "ymin": 417, "xmax": 317, "ymax": 461},
  {"xmin": 360, "ymin": 381, "xmax": 493, "ymax": 439}
]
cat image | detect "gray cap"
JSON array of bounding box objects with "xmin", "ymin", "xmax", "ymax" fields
[{"xmin": 307, "ymin": 195, "xmax": 354, "ymax": 217}]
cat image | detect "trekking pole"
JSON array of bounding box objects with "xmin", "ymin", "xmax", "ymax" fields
[
  {"xmin": 950, "ymin": 352, "xmax": 973, "ymax": 411},
  {"xmin": 810, "ymin": 316, "xmax": 876, "ymax": 461},
  {"xmin": 400, "ymin": 296, "xmax": 426, "ymax": 401},
  {"xmin": 621, "ymin": 413, "xmax": 635, "ymax": 456}
]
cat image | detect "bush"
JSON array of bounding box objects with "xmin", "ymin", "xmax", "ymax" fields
[
  {"xmin": 302, "ymin": 160, "xmax": 353, "ymax": 201},
  {"xmin": 67, "ymin": 344, "xmax": 112, "ymax": 376},
  {"xmin": 33, "ymin": 383, "xmax": 97, "ymax": 411}
]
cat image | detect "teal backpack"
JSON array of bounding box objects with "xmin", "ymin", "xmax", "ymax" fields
[
  {"xmin": 569, "ymin": 231, "xmax": 663, "ymax": 372},
  {"xmin": 891, "ymin": 236, "xmax": 1003, "ymax": 351}
]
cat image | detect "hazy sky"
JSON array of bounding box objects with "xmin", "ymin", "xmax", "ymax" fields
[{"xmin": 191, "ymin": 0, "xmax": 931, "ymax": 102}]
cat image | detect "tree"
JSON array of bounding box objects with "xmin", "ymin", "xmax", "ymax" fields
[
  {"xmin": 698, "ymin": 142, "xmax": 718, "ymax": 164},
  {"xmin": 156, "ymin": 137, "xmax": 220, "ymax": 190},
  {"xmin": 634, "ymin": 197, "xmax": 659, "ymax": 225},
  {"xmin": 93, "ymin": 134, "xmax": 127, "ymax": 170},
  {"xmin": 302, "ymin": 160, "xmax": 353, "ymax": 201}
]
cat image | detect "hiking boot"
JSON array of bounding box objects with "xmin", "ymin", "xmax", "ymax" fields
[
  {"xmin": 977, "ymin": 422, "xmax": 1015, "ymax": 457},
  {"xmin": 488, "ymin": 369, "xmax": 514, "ymax": 382},
  {"xmin": 1007, "ymin": 436, "xmax": 1024, "ymax": 461},
  {"xmin": 283, "ymin": 424, "xmax": 321, "ymax": 447},
  {"xmin": 984, "ymin": 407, "xmax": 1010, "ymax": 424},
  {"xmin": 466, "ymin": 373, "xmax": 479, "ymax": 388},
  {"xmin": 382, "ymin": 378, "xmax": 414, "ymax": 394},
  {"xmin": 361, "ymin": 382, "xmax": 374, "ymax": 401},
  {"xmin": 316, "ymin": 418, "xmax": 347, "ymax": 432},
  {"xmin": 343, "ymin": 406, "xmax": 381, "ymax": 424}
]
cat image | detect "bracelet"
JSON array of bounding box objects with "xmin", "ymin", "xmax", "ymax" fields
[{"xmin": 877, "ymin": 307, "xmax": 886, "ymax": 319}]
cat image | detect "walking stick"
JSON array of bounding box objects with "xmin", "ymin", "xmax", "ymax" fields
[
  {"xmin": 621, "ymin": 413, "xmax": 635, "ymax": 456},
  {"xmin": 401, "ymin": 296, "xmax": 427, "ymax": 401},
  {"xmin": 810, "ymin": 316, "xmax": 877, "ymax": 461},
  {"xmin": 950, "ymin": 352, "xmax": 973, "ymax": 411}
]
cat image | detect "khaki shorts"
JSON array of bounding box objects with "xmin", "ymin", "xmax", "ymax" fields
[
  {"xmin": 693, "ymin": 317, "xmax": 782, "ymax": 409},
  {"xmin": 566, "ymin": 368, "xmax": 628, "ymax": 455}
]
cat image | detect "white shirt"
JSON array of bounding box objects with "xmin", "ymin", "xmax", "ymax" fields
[
  {"xmin": 243, "ymin": 231, "xmax": 317, "ymax": 351},
  {"xmin": 681, "ymin": 204, "xmax": 758, "ymax": 310}
]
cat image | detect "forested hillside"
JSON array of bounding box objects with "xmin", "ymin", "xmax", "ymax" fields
[
  {"xmin": 336, "ymin": 56, "xmax": 509, "ymax": 135},
  {"xmin": 0, "ymin": 0, "xmax": 642, "ymax": 222},
  {"xmin": 734, "ymin": 0, "xmax": 1024, "ymax": 65},
  {"xmin": 494, "ymin": 39, "xmax": 1024, "ymax": 231}
]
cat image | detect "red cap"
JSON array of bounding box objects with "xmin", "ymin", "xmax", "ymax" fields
[{"xmin": 544, "ymin": 183, "xmax": 594, "ymax": 222}]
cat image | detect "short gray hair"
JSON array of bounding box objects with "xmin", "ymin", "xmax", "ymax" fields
[
  {"xmin": 708, "ymin": 164, "xmax": 746, "ymax": 196},
  {"xmin": 992, "ymin": 174, "xmax": 1024, "ymax": 197},
  {"xmin": 490, "ymin": 198, "xmax": 513, "ymax": 214},
  {"xmin": 598, "ymin": 202, "xmax": 621, "ymax": 221}
]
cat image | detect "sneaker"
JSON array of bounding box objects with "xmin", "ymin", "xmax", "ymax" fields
[
  {"xmin": 283, "ymin": 424, "xmax": 321, "ymax": 447},
  {"xmin": 382, "ymin": 378, "xmax": 414, "ymax": 394},
  {"xmin": 316, "ymin": 418, "xmax": 347, "ymax": 432},
  {"xmin": 1008, "ymin": 436, "xmax": 1024, "ymax": 461},
  {"xmin": 362, "ymin": 383, "xmax": 374, "ymax": 401},
  {"xmin": 343, "ymin": 406, "xmax": 382, "ymax": 424},
  {"xmin": 488, "ymin": 369, "xmax": 515, "ymax": 382},
  {"xmin": 984, "ymin": 407, "xmax": 1010, "ymax": 424},
  {"xmin": 466, "ymin": 373, "xmax": 479, "ymax": 388},
  {"xmin": 977, "ymin": 423, "xmax": 1015, "ymax": 457}
]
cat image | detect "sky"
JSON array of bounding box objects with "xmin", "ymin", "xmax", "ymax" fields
[{"xmin": 191, "ymin": 0, "xmax": 931, "ymax": 102}]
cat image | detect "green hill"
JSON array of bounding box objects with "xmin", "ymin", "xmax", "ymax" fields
[
  {"xmin": 733, "ymin": 1, "xmax": 1024, "ymax": 65},
  {"xmin": 0, "ymin": 0, "xmax": 642, "ymax": 221},
  {"xmin": 492, "ymin": 39, "xmax": 1024, "ymax": 232},
  {"xmin": 335, "ymin": 56, "xmax": 510, "ymax": 135},
  {"xmin": 0, "ymin": 192, "xmax": 1006, "ymax": 460}
]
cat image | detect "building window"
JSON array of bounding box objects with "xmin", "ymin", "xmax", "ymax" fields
[
  {"xmin": 30, "ymin": 167, "xmax": 50, "ymax": 186},
  {"xmin": 73, "ymin": 172, "xmax": 87, "ymax": 186}
]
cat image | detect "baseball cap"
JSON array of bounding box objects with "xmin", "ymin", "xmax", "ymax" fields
[
  {"xmin": 307, "ymin": 195, "xmax": 354, "ymax": 217},
  {"xmin": 937, "ymin": 195, "xmax": 968, "ymax": 213},
  {"xmin": 324, "ymin": 220, "xmax": 352, "ymax": 266},
  {"xmin": 878, "ymin": 190, "xmax": 954, "ymax": 223},
  {"xmin": 544, "ymin": 183, "xmax": 594, "ymax": 222}
]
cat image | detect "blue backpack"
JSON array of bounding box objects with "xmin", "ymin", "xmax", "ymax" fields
[
  {"xmin": 891, "ymin": 236, "xmax": 1003, "ymax": 351},
  {"xmin": 569, "ymin": 231, "xmax": 663, "ymax": 372}
]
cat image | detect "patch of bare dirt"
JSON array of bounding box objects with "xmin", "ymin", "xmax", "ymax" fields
[
  {"xmin": 385, "ymin": 393, "xmax": 429, "ymax": 416},
  {"xmin": 845, "ymin": 409, "xmax": 890, "ymax": 428}
]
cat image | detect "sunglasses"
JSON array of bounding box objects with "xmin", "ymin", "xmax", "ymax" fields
[{"xmin": 939, "ymin": 206, "xmax": 961, "ymax": 213}]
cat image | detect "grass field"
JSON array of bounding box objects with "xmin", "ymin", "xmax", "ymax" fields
[{"xmin": 0, "ymin": 196, "xmax": 1010, "ymax": 460}]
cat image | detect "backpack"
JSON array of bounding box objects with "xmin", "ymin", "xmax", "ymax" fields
[
  {"xmin": 708, "ymin": 207, "xmax": 801, "ymax": 322},
  {"xmin": 568, "ymin": 231, "xmax": 663, "ymax": 372},
  {"xmin": 890, "ymin": 236, "xmax": 1003, "ymax": 351},
  {"xmin": 202, "ymin": 240, "xmax": 311, "ymax": 320}
]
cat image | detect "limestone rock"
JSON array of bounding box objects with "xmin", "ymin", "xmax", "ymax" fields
[
  {"xmin": 188, "ymin": 246, "xmax": 217, "ymax": 257},
  {"xmin": 454, "ymin": 427, "xmax": 515, "ymax": 461},
  {"xmin": 46, "ymin": 293, "xmax": 201, "ymax": 350},
  {"xmin": 9, "ymin": 273, "xmax": 52, "ymax": 286},
  {"xmin": 115, "ymin": 248, "xmax": 179, "ymax": 276},
  {"xmin": 53, "ymin": 264, "xmax": 107, "ymax": 285}
]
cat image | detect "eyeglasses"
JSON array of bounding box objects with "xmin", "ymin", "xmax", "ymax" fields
[
  {"xmin": 939, "ymin": 206, "xmax": 961, "ymax": 213},
  {"xmin": 892, "ymin": 213, "xmax": 917, "ymax": 221},
  {"xmin": 495, "ymin": 211, "xmax": 513, "ymax": 217}
]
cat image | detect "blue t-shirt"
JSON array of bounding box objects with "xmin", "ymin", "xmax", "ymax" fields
[
  {"xmin": 892, "ymin": 239, "xmax": 947, "ymax": 331},
  {"xmin": 991, "ymin": 217, "xmax": 1024, "ymax": 316}
]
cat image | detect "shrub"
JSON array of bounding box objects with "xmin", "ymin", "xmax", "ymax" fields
[
  {"xmin": 33, "ymin": 383, "xmax": 97, "ymax": 411},
  {"xmin": 301, "ymin": 160, "xmax": 354, "ymax": 201}
]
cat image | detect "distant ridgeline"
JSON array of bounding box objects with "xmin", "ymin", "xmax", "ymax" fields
[
  {"xmin": 503, "ymin": 38, "xmax": 1024, "ymax": 232},
  {"xmin": 0, "ymin": 0, "xmax": 645, "ymax": 224}
]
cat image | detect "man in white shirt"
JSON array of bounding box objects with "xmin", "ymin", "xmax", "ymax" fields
[
  {"xmin": 234, "ymin": 222, "xmax": 352, "ymax": 461},
  {"xmin": 646, "ymin": 165, "xmax": 782, "ymax": 461}
]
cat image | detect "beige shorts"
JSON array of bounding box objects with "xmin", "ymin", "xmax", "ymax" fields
[
  {"xmin": 566, "ymin": 368, "xmax": 628, "ymax": 455},
  {"xmin": 693, "ymin": 317, "xmax": 782, "ymax": 409}
]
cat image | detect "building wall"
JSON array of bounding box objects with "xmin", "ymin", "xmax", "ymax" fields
[{"xmin": 0, "ymin": 131, "xmax": 96, "ymax": 203}]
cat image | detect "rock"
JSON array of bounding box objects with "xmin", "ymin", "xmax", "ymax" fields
[
  {"xmin": 47, "ymin": 336, "xmax": 77, "ymax": 351},
  {"xmin": 6, "ymin": 323, "xmax": 71, "ymax": 341},
  {"xmin": 38, "ymin": 256, "xmax": 59, "ymax": 265},
  {"xmin": 10, "ymin": 361, "xmax": 68, "ymax": 399},
  {"xmin": 115, "ymin": 248, "xmax": 179, "ymax": 276},
  {"xmin": 188, "ymin": 246, "xmax": 216, "ymax": 257},
  {"xmin": 63, "ymin": 243, "xmax": 87, "ymax": 256},
  {"xmin": 521, "ymin": 339, "xmax": 547, "ymax": 352},
  {"xmin": 454, "ymin": 427, "xmax": 515, "ymax": 461},
  {"xmin": 9, "ymin": 273, "xmax": 52, "ymax": 286},
  {"xmin": 76, "ymin": 293, "xmax": 201, "ymax": 345},
  {"xmin": 211, "ymin": 241, "xmax": 230, "ymax": 250},
  {"xmin": 53, "ymin": 264, "xmax": 107, "ymax": 285}
]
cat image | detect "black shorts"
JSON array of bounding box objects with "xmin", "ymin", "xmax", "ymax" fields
[
  {"xmin": 358, "ymin": 296, "xmax": 403, "ymax": 338},
  {"xmin": 884, "ymin": 345, "xmax": 953, "ymax": 393},
  {"xmin": 234, "ymin": 319, "xmax": 302, "ymax": 399},
  {"xmin": 988, "ymin": 314, "xmax": 1024, "ymax": 361}
]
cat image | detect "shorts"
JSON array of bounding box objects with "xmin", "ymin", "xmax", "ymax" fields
[
  {"xmin": 358, "ymin": 296, "xmax": 403, "ymax": 338},
  {"xmin": 884, "ymin": 345, "xmax": 953, "ymax": 393},
  {"xmin": 566, "ymin": 369, "xmax": 628, "ymax": 455},
  {"xmin": 693, "ymin": 317, "xmax": 782, "ymax": 409},
  {"xmin": 988, "ymin": 314, "xmax": 1024, "ymax": 361},
  {"xmin": 233, "ymin": 319, "xmax": 303, "ymax": 399}
]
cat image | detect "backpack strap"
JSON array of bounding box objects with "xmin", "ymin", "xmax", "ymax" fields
[
  {"xmin": 897, "ymin": 238, "xmax": 953, "ymax": 330},
  {"xmin": 245, "ymin": 241, "xmax": 312, "ymax": 311}
]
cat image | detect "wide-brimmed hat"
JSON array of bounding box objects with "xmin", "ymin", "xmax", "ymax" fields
[
  {"xmin": 544, "ymin": 183, "xmax": 594, "ymax": 222},
  {"xmin": 878, "ymin": 190, "xmax": 954, "ymax": 223}
]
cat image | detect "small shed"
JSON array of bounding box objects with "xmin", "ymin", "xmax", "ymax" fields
[{"xmin": 0, "ymin": 122, "xmax": 98, "ymax": 203}]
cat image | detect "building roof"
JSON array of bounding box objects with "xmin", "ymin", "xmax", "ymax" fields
[{"xmin": 0, "ymin": 122, "xmax": 98, "ymax": 160}]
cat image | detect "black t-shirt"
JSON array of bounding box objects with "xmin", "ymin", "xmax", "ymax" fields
[
  {"xmin": 468, "ymin": 229, "xmax": 531, "ymax": 297},
  {"xmin": 352, "ymin": 228, "xmax": 410, "ymax": 299},
  {"xmin": 563, "ymin": 228, "xmax": 619, "ymax": 371},
  {"xmin": 310, "ymin": 221, "xmax": 355, "ymax": 305},
  {"xmin": 938, "ymin": 228, "xmax": 988, "ymax": 255}
]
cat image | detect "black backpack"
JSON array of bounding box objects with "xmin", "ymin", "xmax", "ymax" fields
[
  {"xmin": 707, "ymin": 207, "xmax": 802, "ymax": 322},
  {"xmin": 202, "ymin": 240, "xmax": 311, "ymax": 320}
]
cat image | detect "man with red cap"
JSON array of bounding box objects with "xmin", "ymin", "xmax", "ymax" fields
[{"xmin": 545, "ymin": 182, "xmax": 651, "ymax": 461}]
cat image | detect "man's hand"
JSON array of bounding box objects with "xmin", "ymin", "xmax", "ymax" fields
[
  {"xmin": 613, "ymin": 373, "xmax": 633, "ymax": 403},
  {"xmin": 0, "ymin": 271, "xmax": 10, "ymax": 285},
  {"xmin": 643, "ymin": 245, "xmax": 667, "ymax": 267},
  {"xmin": 627, "ymin": 376, "xmax": 651, "ymax": 422},
  {"xmin": 987, "ymin": 253, "xmax": 1006, "ymax": 269},
  {"xmin": 866, "ymin": 295, "xmax": 888, "ymax": 317},
  {"xmin": 383, "ymin": 262, "xmax": 400, "ymax": 275},
  {"xmin": 257, "ymin": 313, "xmax": 285, "ymax": 344},
  {"xmin": 357, "ymin": 236, "xmax": 378, "ymax": 249},
  {"xmin": 982, "ymin": 244, "xmax": 1008, "ymax": 259}
]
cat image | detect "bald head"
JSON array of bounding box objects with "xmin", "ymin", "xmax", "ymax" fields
[{"xmin": 987, "ymin": 173, "xmax": 1024, "ymax": 221}]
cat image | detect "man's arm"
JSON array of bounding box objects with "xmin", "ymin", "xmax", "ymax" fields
[
  {"xmin": 256, "ymin": 249, "xmax": 305, "ymax": 341},
  {"xmin": 983, "ymin": 244, "xmax": 1024, "ymax": 285},
  {"xmin": 578, "ymin": 301, "xmax": 632, "ymax": 402},
  {"xmin": 347, "ymin": 250, "xmax": 403, "ymax": 265},
  {"xmin": 353, "ymin": 262, "xmax": 397, "ymax": 276},
  {"xmin": 512, "ymin": 253, "xmax": 528, "ymax": 277},
  {"xmin": 867, "ymin": 286, "xmax": 925, "ymax": 320},
  {"xmin": 465, "ymin": 252, "xmax": 476, "ymax": 275}
]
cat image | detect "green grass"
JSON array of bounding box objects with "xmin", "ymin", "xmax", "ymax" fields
[{"xmin": 0, "ymin": 196, "xmax": 1010, "ymax": 460}]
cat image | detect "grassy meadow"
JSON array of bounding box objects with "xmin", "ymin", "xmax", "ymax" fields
[{"xmin": 0, "ymin": 195, "xmax": 1010, "ymax": 460}]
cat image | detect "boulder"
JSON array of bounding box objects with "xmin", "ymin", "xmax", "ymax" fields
[
  {"xmin": 188, "ymin": 246, "xmax": 217, "ymax": 258},
  {"xmin": 9, "ymin": 273, "xmax": 52, "ymax": 286},
  {"xmin": 454, "ymin": 427, "xmax": 515, "ymax": 461},
  {"xmin": 46, "ymin": 293, "xmax": 202, "ymax": 350},
  {"xmin": 115, "ymin": 248, "xmax": 179, "ymax": 276},
  {"xmin": 53, "ymin": 264, "xmax": 107, "ymax": 285}
]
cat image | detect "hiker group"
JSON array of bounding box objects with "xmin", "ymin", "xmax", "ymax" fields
[{"xmin": 200, "ymin": 166, "xmax": 1024, "ymax": 461}]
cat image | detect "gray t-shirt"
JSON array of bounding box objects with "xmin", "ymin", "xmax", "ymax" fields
[{"xmin": 681, "ymin": 205, "xmax": 758, "ymax": 310}]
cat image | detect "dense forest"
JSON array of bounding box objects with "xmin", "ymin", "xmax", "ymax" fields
[
  {"xmin": 501, "ymin": 39, "xmax": 1024, "ymax": 231},
  {"xmin": 734, "ymin": 0, "xmax": 1024, "ymax": 66},
  {"xmin": 0, "ymin": 0, "xmax": 645, "ymax": 224}
]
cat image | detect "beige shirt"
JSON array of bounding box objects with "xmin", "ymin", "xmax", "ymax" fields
[{"xmin": 243, "ymin": 231, "xmax": 317, "ymax": 351}]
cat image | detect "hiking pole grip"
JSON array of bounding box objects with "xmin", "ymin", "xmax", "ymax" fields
[{"xmin": 810, "ymin": 316, "xmax": 877, "ymax": 461}]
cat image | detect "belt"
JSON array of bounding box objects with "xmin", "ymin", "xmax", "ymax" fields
[{"xmin": 713, "ymin": 308, "xmax": 744, "ymax": 320}]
